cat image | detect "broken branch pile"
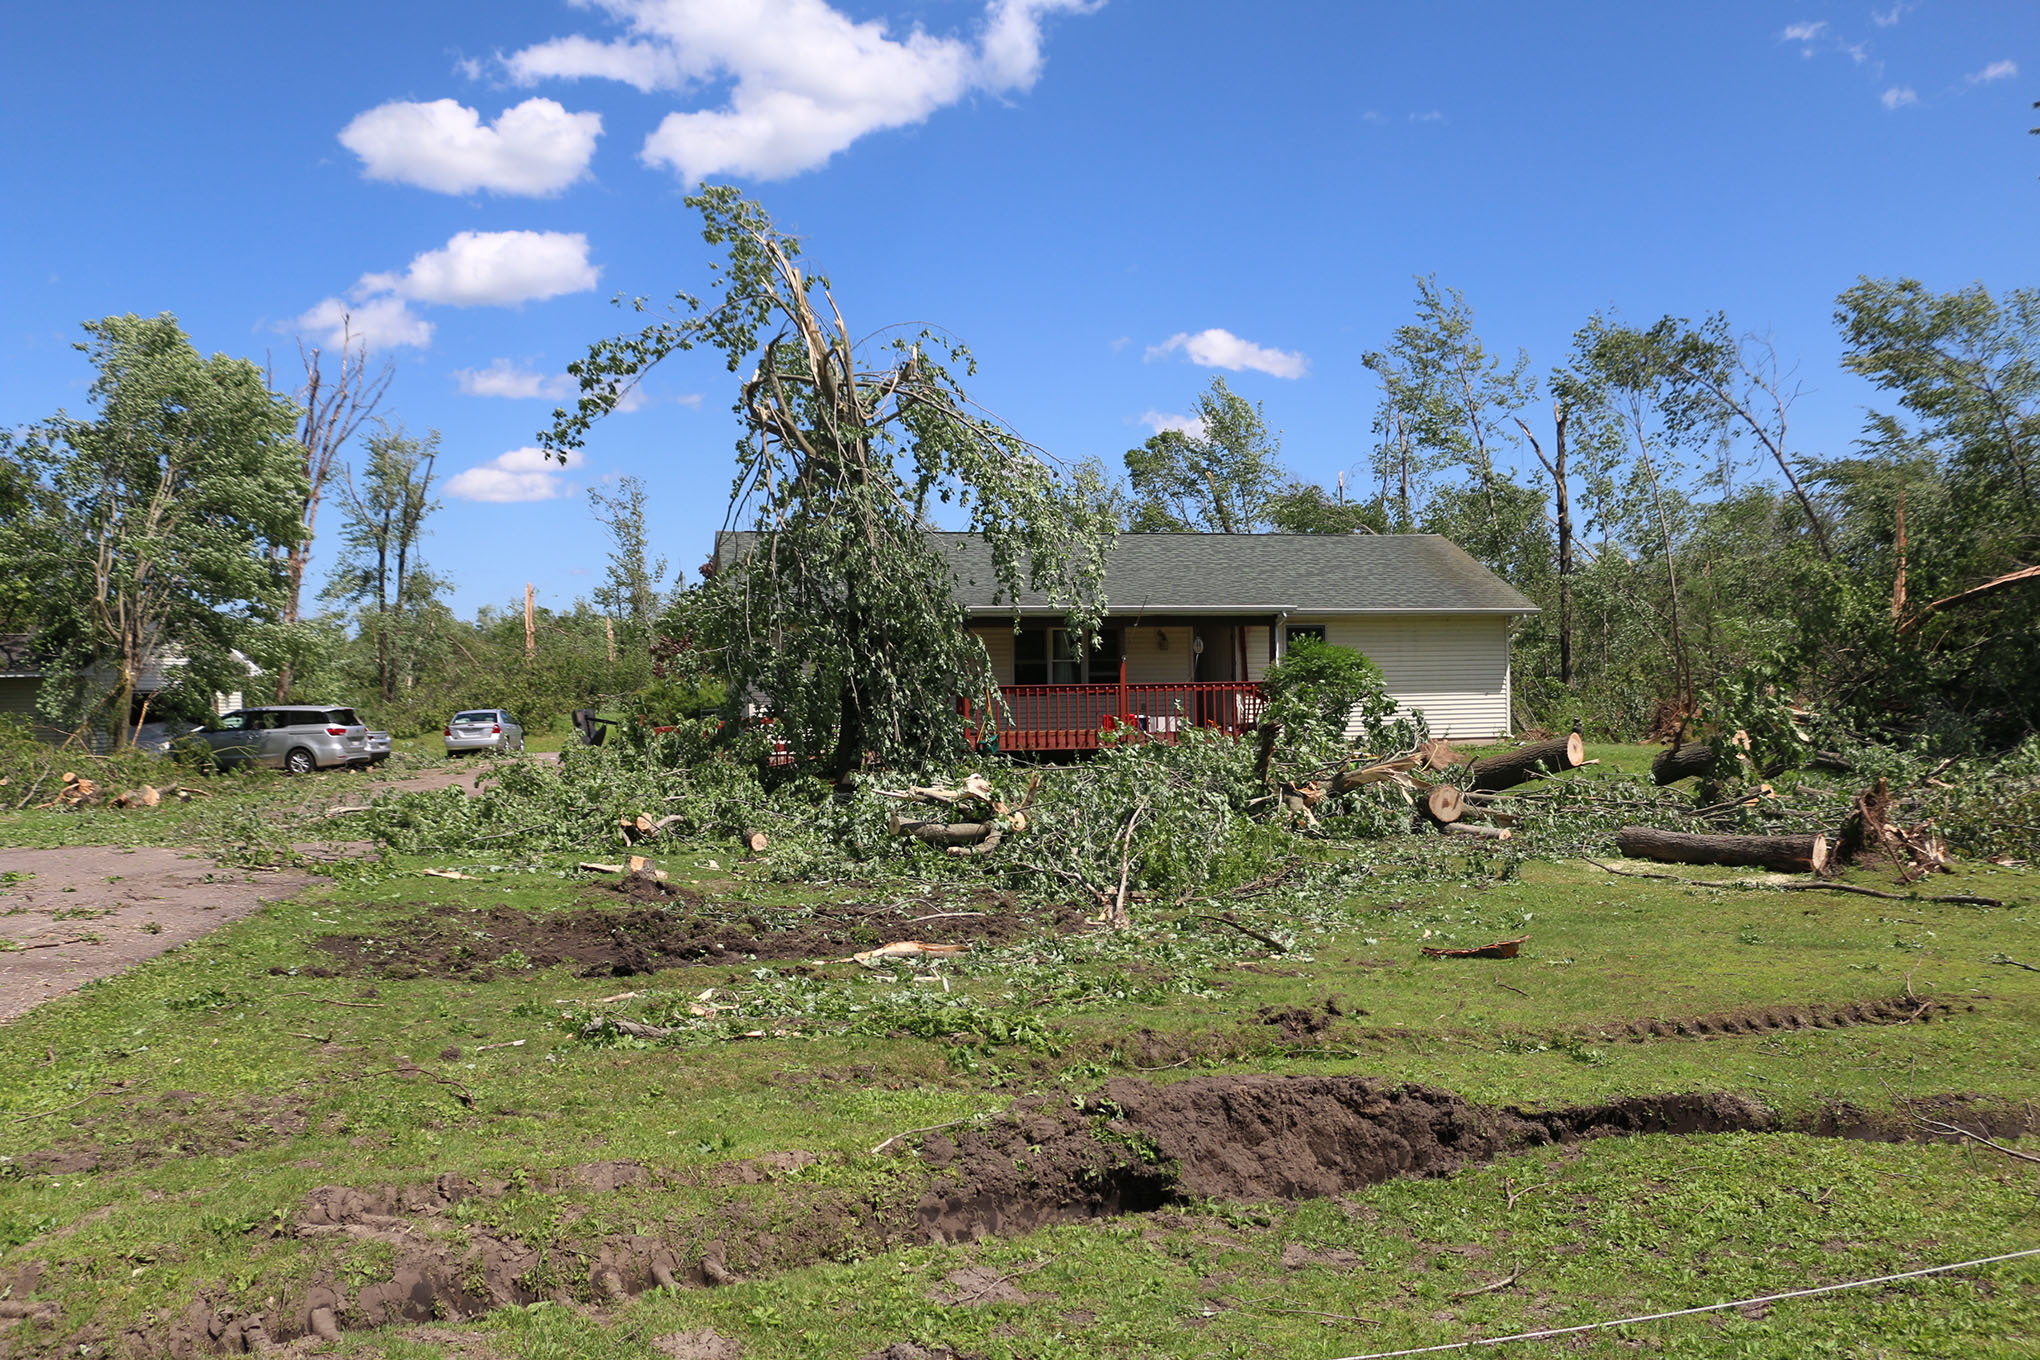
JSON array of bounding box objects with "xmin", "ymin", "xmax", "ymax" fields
[{"xmin": 882, "ymin": 772, "xmax": 1039, "ymax": 857}]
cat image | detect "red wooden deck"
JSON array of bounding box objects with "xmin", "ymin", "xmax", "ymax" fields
[{"xmin": 969, "ymin": 681, "xmax": 1264, "ymax": 753}]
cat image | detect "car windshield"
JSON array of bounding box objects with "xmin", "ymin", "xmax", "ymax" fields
[{"xmin": 454, "ymin": 712, "xmax": 495, "ymax": 724}]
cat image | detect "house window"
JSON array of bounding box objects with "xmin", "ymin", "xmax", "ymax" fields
[
  {"xmin": 1014, "ymin": 627, "xmax": 1120, "ymax": 684},
  {"xmin": 1285, "ymin": 625, "xmax": 1328, "ymax": 647}
]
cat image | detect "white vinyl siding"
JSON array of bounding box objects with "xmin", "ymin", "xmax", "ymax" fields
[
  {"xmin": 1121, "ymin": 625, "xmax": 1189, "ymax": 684},
  {"xmin": 1303, "ymin": 615, "xmax": 1512, "ymax": 740}
]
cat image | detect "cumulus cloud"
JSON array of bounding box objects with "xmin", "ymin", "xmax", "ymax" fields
[
  {"xmin": 445, "ymin": 446, "xmax": 586, "ymax": 502},
  {"xmin": 294, "ymin": 294, "xmax": 434, "ymax": 350},
  {"xmin": 1881, "ymin": 85, "xmax": 1920, "ymax": 109},
  {"xmin": 503, "ymin": 0, "xmax": 1097, "ymax": 182},
  {"xmin": 454, "ymin": 358, "xmax": 576, "ymax": 399},
  {"xmin": 361, "ymin": 230, "xmax": 599, "ymax": 307},
  {"xmin": 294, "ymin": 231, "xmax": 600, "ymax": 353},
  {"xmin": 1146, "ymin": 329, "xmax": 1310, "ymax": 381},
  {"xmin": 1140, "ymin": 410, "xmax": 1206, "ymax": 439},
  {"xmin": 1967, "ymin": 59, "xmax": 2018, "ymax": 84},
  {"xmin": 339, "ymin": 97, "xmax": 602, "ymax": 196}
]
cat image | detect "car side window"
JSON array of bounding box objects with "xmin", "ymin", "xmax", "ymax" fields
[
  {"xmin": 327, "ymin": 709, "xmax": 358, "ymax": 727},
  {"xmin": 213, "ymin": 712, "xmax": 246, "ymax": 731}
]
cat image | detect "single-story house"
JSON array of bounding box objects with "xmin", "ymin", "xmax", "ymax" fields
[
  {"xmin": 715, "ymin": 532, "xmax": 1537, "ymax": 752},
  {"xmin": 0, "ymin": 633, "xmax": 251, "ymax": 744}
]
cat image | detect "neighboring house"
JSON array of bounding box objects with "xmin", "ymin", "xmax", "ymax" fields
[
  {"xmin": 0, "ymin": 633, "xmax": 252, "ymax": 743},
  {"xmin": 0, "ymin": 634, "xmax": 49, "ymax": 734},
  {"xmin": 715, "ymin": 532, "xmax": 1538, "ymax": 751}
]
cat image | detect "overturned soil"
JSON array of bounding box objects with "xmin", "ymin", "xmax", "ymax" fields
[
  {"xmin": 53, "ymin": 1074, "xmax": 2033, "ymax": 1358},
  {"xmin": 314, "ymin": 884, "xmax": 1084, "ymax": 980}
]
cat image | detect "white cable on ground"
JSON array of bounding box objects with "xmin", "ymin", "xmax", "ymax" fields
[{"xmin": 1326, "ymin": 1246, "xmax": 2040, "ymax": 1360}]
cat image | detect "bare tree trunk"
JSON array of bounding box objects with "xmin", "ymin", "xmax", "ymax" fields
[
  {"xmin": 274, "ymin": 321, "xmax": 391, "ymax": 700},
  {"xmin": 1516, "ymin": 404, "xmax": 1574, "ymax": 688}
]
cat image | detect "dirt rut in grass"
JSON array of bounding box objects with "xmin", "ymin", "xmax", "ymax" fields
[
  {"xmin": 66, "ymin": 1077, "xmax": 2034, "ymax": 1357},
  {"xmin": 313, "ymin": 883, "xmax": 1083, "ymax": 980}
]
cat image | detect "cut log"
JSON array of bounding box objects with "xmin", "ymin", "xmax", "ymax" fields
[
  {"xmin": 1616, "ymin": 826, "xmax": 1829, "ymax": 875},
  {"xmin": 1442, "ymin": 821, "xmax": 1512, "ymax": 841},
  {"xmin": 890, "ymin": 812, "xmax": 1000, "ymax": 847},
  {"xmin": 1421, "ymin": 783, "xmax": 1465, "ymax": 825},
  {"xmin": 737, "ymin": 827, "xmax": 770, "ymax": 854},
  {"xmin": 1652, "ymin": 743, "xmax": 1716, "ymax": 785},
  {"xmin": 1466, "ymin": 734, "xmax": 1585, "ymax": 792}
]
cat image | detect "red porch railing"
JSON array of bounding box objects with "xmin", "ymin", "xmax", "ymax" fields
[{"xmin": 972, "ymin": 681, "xmax": 1265, "ymax": 753}]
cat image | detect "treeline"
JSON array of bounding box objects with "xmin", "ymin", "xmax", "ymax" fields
[
  {"xmin": 6, "ymin": 265, "xmax": 2034, "ymax": 755},
  {"xmin": 1121, "ymin": 278, "xmax": 2040, "ymax": 747},
  {"xmin": 0, "ymin": 314, "xmax": 677, "ymax": 744}
]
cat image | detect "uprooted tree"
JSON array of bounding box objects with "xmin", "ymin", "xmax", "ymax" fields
[{"xmin": 543, "ymin": 188, "xmax": 1116, "ymax": 782}]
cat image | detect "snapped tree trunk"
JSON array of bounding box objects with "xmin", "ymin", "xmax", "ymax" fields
[
  {"xmin": 1652, "ymin": 742, "xmax": 1717, "ymax": 785},
  {"xmin": 1615, "ymin": 826, "xmax": 1830, "ymax": 875},
  {"xmin": 1466, "ymin": 734, "xmax": 1585, "ymax": 792}
]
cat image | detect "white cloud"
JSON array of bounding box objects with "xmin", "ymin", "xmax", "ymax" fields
[
  {"xmin": 1881, "ymin": 85, "xmax": 1920, "ymax": 109},
  {"xmin": 1140, "ymin": 410, "xmax": 1206, "ymax": 439},
  {"xmin": 339, "ymin": 97, "xmax": 602, "ymax": 196},
  {"xmin": 1780, "ymin": 20, "xmax": 1827, "ymax": 43},
  {"xmin": 503, "ymin": 0, "xmax": 1097, "ymax": 182},
  {"xmin": 455, "ymin": 358, "xmax": 576, "ymax": 399},
  {"xmin": 294, "ymin": 230, "xmax": 600, "ymax": 353},
  {"xmin": 294, "ymin": 294, "xmax": 434, "ymax": 350},
  {"xmin": 445, "ymin": 446, "xmax": 587, "ymax": 502},
  {"xmin": 362, "ymin": 230, "xmax": 599, "ymax": 307},
  {"xmin": 1870, "ymin": 4, "xmax": 1910, "ymax": 27},
  {"xmin": 1967, "ymin": 59, "xmax": 2019, "ymax": 85},
  {"xmin": 1146, "ymin": 329, "xmax": 1310, "ymax": 381},
  {"xmin": 1408, "ymin": 110, "xmax": 1445, "ymax": 123}
]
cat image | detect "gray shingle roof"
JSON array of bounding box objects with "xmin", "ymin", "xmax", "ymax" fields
[{"xmin": 715, "ymin": 532, "xmax": 1537, "ymax": 616}]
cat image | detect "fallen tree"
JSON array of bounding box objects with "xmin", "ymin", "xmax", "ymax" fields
[
  {"xmin": 1651, "ymin": 742, "xmax": 1716, "ymax": 785},
  {"xmin": 1615, "ymin": 825, "xmax": 1830, "ymax": 875},
  {"xmin": 1466, "ymin": 734, "xmax": 1585, "ymax": 792}
]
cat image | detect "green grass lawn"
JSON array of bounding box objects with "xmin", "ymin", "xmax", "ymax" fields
[{"xmin": 1, "ymin": 807, "xmax": 2035, "ymax": 1358}]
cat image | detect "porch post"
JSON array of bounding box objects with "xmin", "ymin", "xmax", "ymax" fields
[{"xmin": 1117, "ymin": 635, "xmax": 1129, "ymax": 729}]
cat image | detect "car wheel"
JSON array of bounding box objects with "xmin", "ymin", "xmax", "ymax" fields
[{"xmin": 285, "ymin": 747, "xmax": 317, "ymax": 776}]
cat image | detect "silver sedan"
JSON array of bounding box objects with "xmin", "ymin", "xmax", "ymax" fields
[{"xmin": 444, "ymin": 710, "xmax": 525, "ymax": 755}]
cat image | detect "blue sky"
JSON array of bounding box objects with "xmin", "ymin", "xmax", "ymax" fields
[{"xmin": 3, "ymin": 1, "xmax": 2033, "ymax": 616}]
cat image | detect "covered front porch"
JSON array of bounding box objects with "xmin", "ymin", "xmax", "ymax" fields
[{"xmin": 966, "ymin": 614, "xmax": 1285, "ymax": 754}]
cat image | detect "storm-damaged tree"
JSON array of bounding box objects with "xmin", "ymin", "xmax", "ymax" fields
[
  {"xmin": 5, "ymin": 314, "xmax": 305, "ymax": 744},
  {"xmin": 543, "ymin": 187, "xmax": 1116, "ymax": 782},
  {"xmin": 322, "ymin": 423, "xmax": 445, "ymax": 704},
  {"xmin": 588, "ymin": 473, "xmax": 672, "ymax": 645},
  {"xmin": 268, "ymin": 318, "xmax": 391, "ymax": 699},
  {"xmin": 1123, "ymin": 378, "xmax": 1284, "ymax": 533}
]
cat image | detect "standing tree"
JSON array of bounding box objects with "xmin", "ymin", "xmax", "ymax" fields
[
  {"xmin": 588, "ymin": 474, "xmax": 671, "ymax": 641},
  {"xmin": 544, "ymin": 188, "xmax": 1115, "ymax": 781},
  {"xmin": 8, "ymin": 314, "xmax": 305, "ymax": 743},
  {"xmin": 270, "ymin": 318, "xmax": 391, "ymax": 699},
  {"xmin": 1123, "ymin": 378, "xmax": 1286, "ymax": 532},
  {"xmin": 322, "ymin": 423, "xmax": 444, "ymax": 703},
  {"xmin": 1364, "ymin": 277, "xmax": 1534, "ymax": 564}
]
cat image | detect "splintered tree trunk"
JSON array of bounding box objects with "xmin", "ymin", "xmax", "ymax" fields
[
  {"xmin": 1652, "ymin": 742, "xmax": 1717, "ymax": 785},
  {"xmin": 1616, "ymin": 826, "xmax": 1829, "ymax": 875},
  {"xmin": 1466, "ymin": 733, "xmax": 1585, "ymax": 792}
]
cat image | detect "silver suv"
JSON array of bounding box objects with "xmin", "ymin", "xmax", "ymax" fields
[
  {"xmin": 444, "ymin": 709, "xmax": 526, "ymax": 756},
  {"xmin": 194, "ymin": 706, "xmax": 369, "ymax": 774}
]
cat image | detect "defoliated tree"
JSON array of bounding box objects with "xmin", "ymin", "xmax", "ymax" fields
[
  {"xmin": 322, "ymin": 423, "xmax": 445, "ymax": 703},
  {"xmin": 588, "ymin": 474, "xmax": 671, "ymax": 640},
  {"xmin": 270, "ymin": 318, "xmax": 391, "ymax": 699},
  {"xmin": 1123, "ymin": 378, "xmax": 1285, "ymax": 533},
  {"xmin": 7, "ymin": 314, "xmax": 305, "ymax": 742},
  {"xmin": 544, "ymin": 188, "xmax": 1115, "ymax": 780}
]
